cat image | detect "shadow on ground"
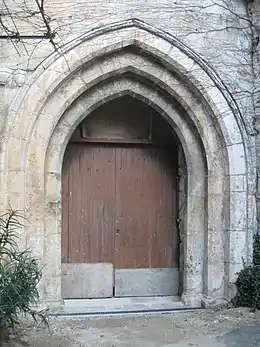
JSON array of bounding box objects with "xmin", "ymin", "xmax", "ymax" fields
[{"xmin": 219, "ymin": 323, "xmax": 260, "ymax": 347}]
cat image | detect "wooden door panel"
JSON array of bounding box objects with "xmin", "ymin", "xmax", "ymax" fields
[
  {"xmin": 68, "ymin": 145, "xmax": 83, "ymax": 263},
  {"xmin": 62, "ymin": 144, "xmax": 116, "ymax": 264},
  {"xmin": 115, "ymin": 146, "xmax": 178, "ymax": 269},
  {"xmin": 80, "ymin": 145, "xmax": 116, "ymax": 264},
  {"xmin": 62, "ymin": 142, "xmax": 179, "ymax": 298}
]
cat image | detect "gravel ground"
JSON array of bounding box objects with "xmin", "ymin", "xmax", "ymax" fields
[{"xmin": 2, "ymin": 307, "xmax": 260, "ymax": 346}]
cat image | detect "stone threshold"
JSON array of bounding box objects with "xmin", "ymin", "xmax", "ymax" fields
[{"xmin": 51, "ymin": 296, "xmax": 198, "ymax": 317}]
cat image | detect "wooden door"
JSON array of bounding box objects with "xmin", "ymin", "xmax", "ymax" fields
[
  {"xmin": 61, "ymin": 143, "xmax": 179, "ymax": 299},
  {"xmin": 61, "ymin": 144, "xmax": 116, "ymax": 299},
  {"xmin": 114, "ymin": 146, "xmax": 179, "ymax": 296}
]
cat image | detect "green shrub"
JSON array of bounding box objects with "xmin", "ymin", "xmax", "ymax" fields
[
  {"xmin": 233, "ymin": 233, "xmax": 260, "ymax": 309},
  {"xmin": 0, "ymin": 207, "xmax": 48, "ymax": 334},
  {"xmin": 253, "ymin": 233, "xmax": 260, "ymax": 267}
]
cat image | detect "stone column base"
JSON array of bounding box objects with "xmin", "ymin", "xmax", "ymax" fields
[
  {"xmin": 182, "ymin": 293, "xmax": 230, "ymax": 308},
  {"xmin": 181, "ymin": 293, "xmax": 203, "ymax": 307},
  {"xmin": 201, "ymin": 295, "xmax": 230, "ymax": 309}
]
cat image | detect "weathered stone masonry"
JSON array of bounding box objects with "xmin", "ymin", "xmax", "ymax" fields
[{"xmin": 0, "ymin": 1, "xmax": 259, "ymax": 308}]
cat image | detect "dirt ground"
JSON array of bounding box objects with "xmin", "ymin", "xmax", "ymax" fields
[{"xmin": 3, "ymin": 307, "xmax": 260, "ymax": 347}]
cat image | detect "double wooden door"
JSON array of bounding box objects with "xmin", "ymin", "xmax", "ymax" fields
[{"xmin": 61, "ymin": 144, "xmax": 179, "ymax": 298}]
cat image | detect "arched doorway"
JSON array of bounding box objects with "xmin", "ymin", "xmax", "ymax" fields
[
  {"xmin": 61, "ymin": 96, "xmax": 180, "ymax": 299},
  {"xmin": 2, "ymin": 21, "xmax": 254, "ymax": 308}
]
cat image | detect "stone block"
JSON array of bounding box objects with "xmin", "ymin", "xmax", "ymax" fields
[
  {"xmin": 230, "ymin": 192, "xmax": 247, "ymax": 230},
  {"xmin": 227, "ymin": 144, "xmax": 246, "ymax": 175},
  {"xmin": 220, "ymin": 114, "xmax": 243, "ymax": 146},
  {"xmin": 229, "ymin": 230, "xmax": 247, "ymax": 264},
  {"xmin": 230, "ymin": 175, "xmax": 246, "ymax": 192},
  {"xmin": 205, "ymin": 263, "xmax": 225, "ymax": 298},
  {"xmin": 207, "ymin": 193, "xmax": 225, "ymax": 233},
  {"xmin": 6, "ymin": 138, "xmax": 27, "ymax": 171},
  {"xmin": 115, "ymin": 268, "xmax": 179, "ymax": 297},
  {"xmin": 61, "ymin": 263, "xmax": 113, "ymax": 299},
  {"xmin": 7, "ymin": 170, "xmax": 25, "ymax": 194},
  {"xmin": 207, "ymin": 229, "xmax": 225, "ymax": 263}
]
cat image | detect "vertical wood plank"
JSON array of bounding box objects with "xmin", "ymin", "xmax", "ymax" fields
[
  {"xmin": 115, "ymin": 145, "xmax": 178, "ymax": 269},
  {"xmin": 62, "ymin": 144, "xmax": 115, "ymax": 264},
  {"xmin": 80, "ymin": 145, "xmax": 116, "ymax": 263},
  {"xmin": 68, "ymin": 145, "xmax": 83, "ymax": 263}
]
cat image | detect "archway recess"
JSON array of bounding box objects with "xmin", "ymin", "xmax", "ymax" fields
[
  {"xmin": 1, "ymin": 19, "xmax": 256, "ymax": 308},
  {"xmin": 61, "ymin": 95, "xmax": 181, "ymax": 300}
]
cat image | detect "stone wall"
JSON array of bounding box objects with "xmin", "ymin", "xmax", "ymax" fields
[
  {"xmin": 250, "ymin": 0, "xmax": 260, "ymax": 230},
  {"xmin": 0, "ymin": 0, "xmax": 255, "ymax": 128},
  {"xmin": 0, "ymin": 0, "xmax": 258, "ymax": 308}
]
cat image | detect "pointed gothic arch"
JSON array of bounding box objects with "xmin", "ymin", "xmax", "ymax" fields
[{"xmin": 0, "ymin": 19, "xmax": 255, "ymax": 308}]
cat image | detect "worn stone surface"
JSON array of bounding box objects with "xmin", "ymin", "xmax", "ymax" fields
[
  {"xmin": 0, "ymin": 0, "xmax": 259, "ymax": 309},
  {"xmin": 114, "ymin": 268, "xmax": 179, "ymax": 297},
  {"xmin": 61, "ymin": 263, "xmax": 114, "ymax": 299}
]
